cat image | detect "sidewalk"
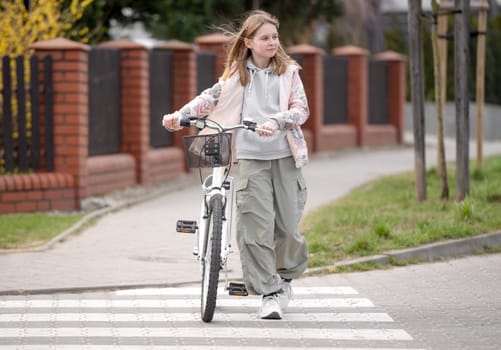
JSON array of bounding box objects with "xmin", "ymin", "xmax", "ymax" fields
[{"xmin": 1, "ymin": 135, "xmax": 501, "ymax": 294}]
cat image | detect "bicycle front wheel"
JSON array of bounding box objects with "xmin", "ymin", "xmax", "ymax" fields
[{"xmin": 201, "ymin": 194, "xmax": 223, "ymax": 322}]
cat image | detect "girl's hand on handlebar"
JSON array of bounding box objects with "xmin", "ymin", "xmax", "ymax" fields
[
  {"xmin": 162, "ymin": 112, "xmax": 183, "ymax": 131},
  {"xmin": 257, "ymin": 120, "xmax": 277, "ymax": 137}
]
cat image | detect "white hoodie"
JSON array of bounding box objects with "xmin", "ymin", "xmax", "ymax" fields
[{"xmin": 235, "ymin": 58, "xmax": 292, "ymax": 161}]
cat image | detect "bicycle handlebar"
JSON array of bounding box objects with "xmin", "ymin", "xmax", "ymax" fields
[{"xmin": 180, "ymin": 117, "xmax": 272, "ymax": 134}]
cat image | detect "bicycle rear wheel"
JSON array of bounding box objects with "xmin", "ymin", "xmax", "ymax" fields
[{"xmin": 201, "ymin": 194, "xmax": 223, "ymax": 322}]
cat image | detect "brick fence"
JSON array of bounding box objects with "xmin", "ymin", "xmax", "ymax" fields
[{"xmin": 0, "ymin": 36, "xmax": 406, "ymax": 214}]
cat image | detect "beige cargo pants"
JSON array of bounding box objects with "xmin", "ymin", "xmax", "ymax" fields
[{"xmin": 235, "ymin": 157, "xmax": 309, "ymax": 296}]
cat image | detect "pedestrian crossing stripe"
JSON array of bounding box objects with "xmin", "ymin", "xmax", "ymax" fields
[
  {"xmin": 0, "ymin": 347, "xmax": 427, "ymax": 350},
  {"xmin": 0, "ymin": 327, "xmax": 413, "ymax": 340},
  {"xmin": 0, "ymin": 298, "xmax": 374, "ymax": 308},
  {"xmin": 0, "ymin": 312, "xmax": 393, "ymax": 322},
  {"xmin": 0, "ymin": 286, "xmax": 420, "ymax": 347},
  {"xmin": 115, "ymin": 286, "xmax": 359, "ymax": 296}
]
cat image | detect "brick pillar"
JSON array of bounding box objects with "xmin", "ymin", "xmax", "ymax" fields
[
  {"xmin": 333, "ymin": 46, "xmax": 369, "ymax": 146},
  {"xmin": 30, "ymin": 38, "xmax": 89, "ymax": 207},
  {"xmin": 157, "ymin": 41, "xmax": 197, "ymax": 115},
  {"xmin": 374, "ymin": 51, "xmax": 407, "ymax": 144},
  {"xmin": 287, "ymin": 44, "xmax": 324, "ymax": 153},
  {"xmin": 99, "ymin": 39, "xmax": 150, "ymax": 184},
  {"xmin": 196, "ymin": 33, "xmax": 229, "ymax": 80},
  {"xmin": 155, "ymin": 41, "xmax": 197, "ymax": 170}
]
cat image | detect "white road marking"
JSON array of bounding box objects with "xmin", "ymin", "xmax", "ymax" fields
[
  {"xmin": 0, "ymin": 286, "xmax": 422, "ymax": 348},
  {"xmin": 0, "ymin": 347, "xmax": 427, "ymax": 350},
  {"xmin": 0, "ymin": 327, "xmax": 413, "ymax": 340},
  {"xmin": 0, "ymin": 298, "xmax": 374, "ymax": 308},
  {"xmin": 0, "ymin": 312, "xmax": 393, "ymax": 323},
  {"xmin": 115, "ymin": 286, "xmax": 359, "ymax": 296}
]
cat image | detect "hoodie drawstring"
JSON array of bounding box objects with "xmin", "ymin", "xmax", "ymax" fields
[
  {"xmin": 248, "ymin": 68, "xmax": 257, "ymax": 95},
  {"xmin": 247, "ymin": 66, "xmax": 271, "ymax": 103},
  {"xmin": 264, "ymin": 70, "xmax": 270, "ymax": 100}
]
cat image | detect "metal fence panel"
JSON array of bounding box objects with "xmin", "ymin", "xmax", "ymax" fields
[
  {"xmin": 88, "ymin": 48, "xmax": 121, "ymax": 156},
  {"xmin": 16, "ymin": 56, "xmax": 28, "ymax": 171},
  {"xmin": 323, "ymin": 55, "xmax": 348, "ymax": 124},
  {"xmin": 369, "ymin": 60, "xmax": 389, "ymax": 124},
  {"xmin": 43, "ymin": 56, "xmax": 54, "ymax": 171},
  {"xmin": 0, "ymin": 54, "xmax": 53, "ymax": 174},
  {"xmin": 1, "ymin": 56, "xmax": 14, "ymax": 172},
  {"xmin": 149, "ymin": 49, "xmax": 173, "ymax": 148},
  {"xmin": 30, "ymin": 55, "xmax": 41, "ymax": 170},
  {"xmin": 196, "ymin": 51, "xmax": 216, "ymax": 94}
]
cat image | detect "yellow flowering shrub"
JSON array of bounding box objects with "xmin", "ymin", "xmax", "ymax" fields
[
  {"xmin": 0, "ymin": 0, "xmax": 94, "ymax": 56},
  {"xmin": 0, "ymin": 0, "xmax": 93, "ymax": 173}
]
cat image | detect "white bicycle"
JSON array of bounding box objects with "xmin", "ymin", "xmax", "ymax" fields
[{"xmin": 175, "ymin": 116, "xmax": 268, "ymax": 322}]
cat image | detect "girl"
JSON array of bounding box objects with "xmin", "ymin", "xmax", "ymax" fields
[{"xmin": 163, "ymin": 10, "xmax": 309, "ymax": 320}]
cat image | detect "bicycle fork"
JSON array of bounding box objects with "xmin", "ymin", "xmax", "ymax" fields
[{"xmin": 175, "ymin": 167, "xmax": 232, "ymax": 270}]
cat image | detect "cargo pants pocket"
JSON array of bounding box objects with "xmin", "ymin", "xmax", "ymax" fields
[{"xmin": 297, "ymin": 174, "xmax": 307, "ymax": 216}]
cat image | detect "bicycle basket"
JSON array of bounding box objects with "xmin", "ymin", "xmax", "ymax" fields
[{"xmin": 182, "ymin": 132, "xmax": 232, "ymax": 168}]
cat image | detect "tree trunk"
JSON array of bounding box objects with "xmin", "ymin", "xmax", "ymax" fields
[
  {"xmin": 476, "ymin": 0, "xmax": 488, "ymax": 167},
  {"xmin": 408, "ymin": 0, "xmax": 427, "ymax": 202},
  {"xmin": 431, "ymin": 0, "xmax": 449, "ymax": 199},
  {"xmin": 454, "ymin": 0, "xmax": 470, "ymax": 201}
]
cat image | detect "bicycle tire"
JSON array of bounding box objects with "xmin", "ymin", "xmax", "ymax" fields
[{"xmin": 201, "ymin": 194, "xmax": 223, "ymax": 322}]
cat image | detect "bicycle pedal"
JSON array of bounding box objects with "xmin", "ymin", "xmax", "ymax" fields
[
  {"xmin": 176, "ymin": 220, "xmax": 197, "ymax": 234},
  {"xmin": 227, "ymin": 282, "xmax": 248, "ymax": 296}
]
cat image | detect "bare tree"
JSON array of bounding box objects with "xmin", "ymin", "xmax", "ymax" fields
[
  {"xmin": 408, "ymin": 0, "xmax": 427, "ymax": 202},
  {"xmin": 454, "ymin": 0, "xmax": 470, "ymax": 201},
  {"xmin": 366, "ymin": 0, "xmax": 386, "ymax": 53},
  {"xmin": 335, "ymin": 0, "xmax": 385, "ymax": 52},
  {"xmin": 431, "ymin": 0, "xmax": 449, "ymax": 199}
]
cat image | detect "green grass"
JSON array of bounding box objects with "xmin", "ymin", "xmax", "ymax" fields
[
  {"xmin": 0, "ymin": 212, "xmax": 85, "ymax": 249},
  {"xmin": 302, "ymin": 155, "xmax": 501, "ymax": 268}
]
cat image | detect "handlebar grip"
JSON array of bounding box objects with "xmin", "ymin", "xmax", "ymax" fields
[
  {"xmin": 256, "ymin": 128, "xmax": 273, "ymax": 135},
  {"xmin": 179, "ymin": 118, "xmax": 191, "ymax": 128}
]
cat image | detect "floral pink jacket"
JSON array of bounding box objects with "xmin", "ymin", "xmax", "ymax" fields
[{"xmin": 177, "ymin": 64, "xmax": 310, "ymax": 168}]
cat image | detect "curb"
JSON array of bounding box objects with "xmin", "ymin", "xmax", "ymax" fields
[
  {"xmin": 0, "ymin": 280, "xmax": 203, "ymax": 296},
  {"xmin": 304, "ymin": 230, "xmax": 501, "ymax": 276}
]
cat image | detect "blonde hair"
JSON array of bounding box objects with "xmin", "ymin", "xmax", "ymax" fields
[{"xmin": 220, "ymin": 10, "xmax": 298, "ymax": 85}]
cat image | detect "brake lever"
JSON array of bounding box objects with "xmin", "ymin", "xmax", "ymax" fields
[
  {"xmin": 180, "ymin": 117, "xmax": 206, "ymax": 130},
  {"xmin": 242, "ymin": 118, "xmax": 257, "ymax": 130}
]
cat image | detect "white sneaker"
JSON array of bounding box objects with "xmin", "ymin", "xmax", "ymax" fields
[
  {"xmin": 277, "ymin": 281, "xmax": 293, "ymax": 310},
  {"xmin": 259, "ymin": 294, "xmax": 283, "ymax": 320}
]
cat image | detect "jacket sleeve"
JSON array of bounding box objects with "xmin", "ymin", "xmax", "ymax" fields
[
  {"xmin": 270, "ymin": 70, "xmax": 310, "ymax": 129},
  {"xmin": 177, "ymin": 81, "xmax": 223, "ymax": 119}
]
